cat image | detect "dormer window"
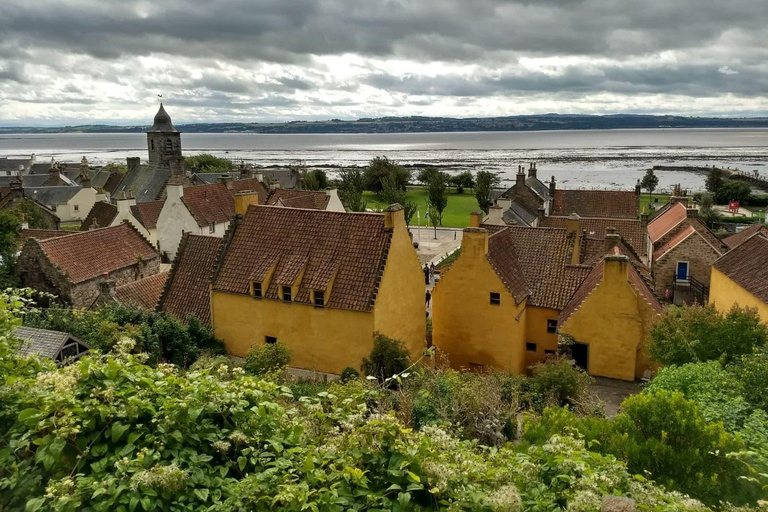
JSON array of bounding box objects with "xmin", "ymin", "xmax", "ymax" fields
[
  {"xmin": 282, "ymin": 286, "xmax": 292, "ymax": 302},
  {"xmin": 252, "ymin": 282, "xmax": 262, "ymax": 298},
  {"xmin": 314, "ymin": 290, "xmax": 325, "ymax": 308}
]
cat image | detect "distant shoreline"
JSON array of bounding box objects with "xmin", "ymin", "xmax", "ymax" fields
[{"xmin": 2, "ymin": 114, "xmax": 768, "ymax": 135}]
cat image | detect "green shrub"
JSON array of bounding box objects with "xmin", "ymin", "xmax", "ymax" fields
[
  {"xmin": 361, "ymin": 333, "xmax": 411, "ymax": 382},
  {"xmin": 243, "ymin": 340, "xmax": 291, "ymax": 375},
  {"xmin": 523, "ymin": 357, "xmax": 595, "ymax": 412},
  {"xmin": 735, "ymin": 349, "xmax": 768, "ymax": 412},
  {"xmin": 340, "ymin": 366, "xmax": 360, "ymax": 383}
]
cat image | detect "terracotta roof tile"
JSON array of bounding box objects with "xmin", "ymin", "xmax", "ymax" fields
[
  {"xmin": 19, "ymin": 229, "xmax": 68, "ymax": 246},
  {"xmin": 540, "ymin": 216, "xmax": 645, "ymax": 255},
  {"xmin": 723, "ymin": 224, "xmax": 768, "ymax": 249},
  {"xmin": 182, "ymin": 183, "xmax": 236, "ymax": 227},
  {"xmin": 552, "ymin": 190, "xmax": 638, "ymax": 219},
  {"xmin": 227, "ymin": 178, "xmax": 268, "ymax": 204},
  {"xmin": 648, "ymin": 202, "xmax": 687, "ymax": 242},
  {"xmin": 267, "ymin": 189, "xmax": 329, "ymax": 210},
  {"xmin": 713, "ymin": 232, "xmax": 768, "ymax": 303},
  {"xmin": 36, "ymin": 224, "xmax": 158, "ymax": 283},
  {"xmin": 130, "ymin": 200, "xmax": 164, "ymax": 230},
  {"xmin": 213, "ymin": 205, "xmax": 391, "ymax": 312},
  {"xmin": 487, "ymin": 229, "xmax": 529, "ymax": 303},
  {"xmin": 114, "ymin": 272, "xmax": 168, "ymax": 311},
  {"xmin": 158, "ymin": 234, "xmax": 223, "ymax": 324},
  {"xmin": 80, "ymin": 201, "xmax": 117, "ymax": 231}
]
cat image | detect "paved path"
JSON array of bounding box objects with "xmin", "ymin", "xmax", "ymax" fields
[{"xmin": 411, "ymin": 226, "xmax": 463, "ymax": 266}]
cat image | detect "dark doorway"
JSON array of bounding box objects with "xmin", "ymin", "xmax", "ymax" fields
[{"xmin": 571, "ymin": 342, "xmax": 589, "ymax": 371}]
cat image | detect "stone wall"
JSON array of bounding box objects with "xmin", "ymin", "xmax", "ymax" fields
[
  {"xmin": 652, "ymin": 233, "xmax": 721, "ymax": 296},
  {"xmin": 69, "ymin": 259, "xmax": 161, "ymax": 309},
  {"xmin": 501, "ymin": 181, "xmax": 544, "ymax": 216}
]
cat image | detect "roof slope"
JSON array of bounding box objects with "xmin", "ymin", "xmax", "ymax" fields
[
  {"xmin": 182, "ymin": 183, "xmax": 235, "ymax": 227},
  {"xmin": 14, "ymin": 326, "xmax": 86, "ymax": 359},
  {"xmin": 159, "ymin": 234, "xmax": 223, "ymax": 325},
  {"xmin": 541, "ymin": 216, "xmax": 644, "ymax": 255},
  {"xmin": 213, "ymin": 205, "xmax": 391, "ymax": 312},
  {"xmin": 112, "ymin": 163, "xmax": 171, "ymax": 202},
  {"xmin": 713, "ymin": 233, "xmax": 768, "ymax": 303},
  {"xmin": 20, "ymin": 229, "xmax": 68, "ymax": 245},
  {"xmin": 228, "ymin": 177, "xmax": 268, "ymax": 204},
  {"xmin": 36, "ymin": 223, "xmax": 158, "ymax": 283},
  {"xmin": 24, "ymin": 186, "xmax": 80, "ymax": 206},
  {"xmin": 130, "ymin": 200, "xmax": 164, "ymax": 230},
  {"xmin": 552, "ymin": 190, "xmax": 638, "ymax": 219},
  {"xmin": 648, "ymin": 202, "xmax": 687, "ymax": 242},
  {"xmin": 267, "ymin": 189, "xmax": 329, "ymax": 210},
  {"xmin": 81, "ymin": 201, "xmax": 117, "ymax": 231},
  {"xmin": 486, "ymin": 229, "xmax": 529, "ymax": 303},
  {"xmin": 115, "ymin": 272, "xmax": 168, "ymax": 311},
  {"xmin": 723, "ymin": 224, "xmax": 768, "ymax": 249}
]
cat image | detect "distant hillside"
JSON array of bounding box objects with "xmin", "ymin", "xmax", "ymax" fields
[{"xmin": 2, "ymin": 114, "xmax": 768, "ymax": 134}]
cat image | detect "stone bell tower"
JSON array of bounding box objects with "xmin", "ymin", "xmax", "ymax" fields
[{"xmin": 147, "ymin": 103, "xmax": 183, "ymax": 173}]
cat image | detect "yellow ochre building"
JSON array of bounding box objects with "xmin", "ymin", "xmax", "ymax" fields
[
  {"xmin": 210, "ymin": 203, "xmax": 426, "ymax": 374},
  {"xmin": 709, "ymin": 231, "xmax": 768, "ymax": 323}
]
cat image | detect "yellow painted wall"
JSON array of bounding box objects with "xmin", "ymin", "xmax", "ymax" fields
[
  {"xmin": 432, "ymin": 230, "xmax": 527, "ymax": 373},
  {"xmin": 710, "ymin": 267, "xmax": 768, "ymax": 323},
  {"xmin": 211, "ymin": 291, "xmax": 375, "ymax": 374},
  {"xmin": 559, "ymin": 257, "xmax": 660, "ymax": 381},
  {"xmin": 373, "ymin": 211, "xmax": 426, "ymax": 363},
  {"xmin": 524, "ymin": 306, "xmax": 560, "ymax": 367}
]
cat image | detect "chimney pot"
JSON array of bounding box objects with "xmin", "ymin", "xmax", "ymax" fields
[{"xmin": 469, "ymin": 210, "xmax": 484, "ymax": 228}]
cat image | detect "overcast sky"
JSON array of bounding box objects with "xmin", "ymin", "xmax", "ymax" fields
[{"xmin": 0, "ymin": 0, "xmax": 766, "ymax": 125}]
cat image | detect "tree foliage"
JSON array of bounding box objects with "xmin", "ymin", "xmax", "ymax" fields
[
  {"xmin": 640, "ymin": 169, "xmax": 658, "ymax": 206},
  {"xmin": 448, "ymin": 171, "xmax": 474, "ymax": 194},
  {"xmin": 380, "ymin": 174, "xmax": 417, "ymax": 225},
  {"xmin": 243, "ymin": 340, "xmax": 292, "ymax": 375},
  {"xmin": 301, "ymin": 169, "xmax": 328, "ymax": 190},
  {"xmin": 337, "ymin": 167, "xmax": 367, "ymax": 212},
  {"xmin": 361, "ymin": 333, "xmax": 411, "ymax": 382},
  {"xmin": 184, "ymin": 154, "xmax": 234, "ymax": 174},
  {"xmin": 474, "ymin": 171, "xmax": 500, "ymax": 214},
  {"xmin": 363, "ymin": 156, "xmax": 410, "ymax": 193},
  {"xmin": 426, "ymin": 172, "xmax": 448, "ymax": 226}
]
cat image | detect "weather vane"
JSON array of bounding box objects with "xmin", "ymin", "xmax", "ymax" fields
[{"xmin": 157, "ymin": 93, "xmax": 163, "ymax": 104}]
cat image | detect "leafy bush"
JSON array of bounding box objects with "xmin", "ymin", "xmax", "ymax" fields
[
  {"xmin": 361, "ymin": 333, "xmax": 411, "ymax": 382},
  {"xmin": 523, "ymin": 357, "xmax": 596, "ymax": 413},
  {"xmin": 340, "ymin": 366, "xmax": 360, "ymax": 383},
  {"xmin": 735, "ymin": 350, "xmax": 768, "ymax": 412},
  {"xmin": 243, "ymin": 340, "xmax": 291, "ymax": 375},
  {"xmin": 184, "ymin": 153, "xmax": 233, "ymax": 173},
  {"xmin": 301, "ymin": 169, "xmax": 328, "ymax": 190},
  {"xmin": 363, "ymin": 156, "xmax": 410, "ymax": 193},
  {"xmin": 649, "ymin": 303, "xmax": 768, "ymax": 366}
]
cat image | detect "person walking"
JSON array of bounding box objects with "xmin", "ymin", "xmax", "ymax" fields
[
  {"xmin": 423, "ymin": 264, "xmax": 430, "ymax": 285},
  {"xmin": 425, "ymin": 289, "xmax": 432, "ymax": 308},
  {"xmin": 429, "ymin": 262, "xmax": 435, "ymax": 282}
]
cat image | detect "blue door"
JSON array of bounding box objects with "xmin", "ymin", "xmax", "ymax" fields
[{"xmin": 676, "ymin": 261, "xmax": 689, "ymax": 280}]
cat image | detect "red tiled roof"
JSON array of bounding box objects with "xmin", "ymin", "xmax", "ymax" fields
[
  {"xmin": 540, "ymin": 216, "xmax": 645, "ymax": 255},
  {"xmin": 36, "ymin": 224, "xmax": 158, "ymax": 284},
  {"xmin": 551, "ymin": 190, "xmax": 638, "ymax": 219},
  {"xmin": 130, "ymin": 200, "xmax": 164, "ymax": 230},
  {"xmin": 647, "ymin": 202, "xmax": 687, "ymax": 242},
  {"xmin": 182, "ymin": 183, "xmax": 235, "ymax": 227},
  {"xmin": 723, "ymin": 224, "xmax": 768, "ymax": 249},
  {"xmin": 582, "ymin": 236, "xmax": 645, "ymax": 268},
  {"xmin": 487, "ymin": 229, "xmax": 529, "ymax": 303},
  {"xmin": 213, "ymin": 205, "xmax": 391, "ymax": 312},
  {"xmin": 267, "ymin": 189, "xmax": 329, "ymax": 210},
  {"xmin": 20, "ymin": 229, "xmax": 68, "ymax": 243},
  {"xmin": 227, "ymin": 178, "xmax": 268, "ymax": 205},
  {"xmin": 114, "ymin": 272, "xmax": 168, "ymax": 311},
  {"xmin": 80, "ymin": 201, "xmax": 117, "ymax": 231},
  {"xmin": 653, "ymin": 225, "xmax": 695, "ymax": 261},
  {"xmin": 158, "ymin": 234, "xmax": 223, "ymax": 325},
  {"xmin": 714, "ymin": 233, "xmax": 768, "ymax": 303}
]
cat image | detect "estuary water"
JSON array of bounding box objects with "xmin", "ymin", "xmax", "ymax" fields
[{"xmin": 1, "ymin": 128, "xmax": 766, "ymax": 191}]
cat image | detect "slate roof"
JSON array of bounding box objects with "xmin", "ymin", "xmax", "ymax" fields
[
  {"xmin": 503, "ymin": 201, "xmax": 537, "ymax": 226},
  {"xmin": 130, "ymin": 200, "xmax": 164, "ymax": 230},
  {"xmin": 112, "ymin": 162, "xmax": 171, "ymax": 202},
  {"xmin": 713, "ymin": 233, "xmax": 768, "ymax": 303},
  {"xmin": 262, "ymin": 169, "xmax": 299, "ymax": 189},
  {"xmin": 114, "ymin": 272, "xmax": 168, "ymax": 311},
  {"xmin": 486, "ymin": 229, "xmax": 529, "ymax": 303},
  {"xmin": 0, "ymin": 157, "xmax": 33, "ymax": 175},
  {"xmin": 81, "ymin": 201, "xmax": 117, "ymax": 231},
  {"xmin": 0, "ymin": 175, "xmax": 50, "ymax": 188},
  {"xmin": 24, "ymin": 186, "xmax": 81, "ymax": 207},
  {"xmin": 158, "ymin": 234, "xmax": 223, "ymax": 324},
  {"xmin": 182, "ymin": 182, "xmax": 236, "ymax": 227},
  {"xmin": 103, "ymin": 171, "xmax": 125, "ymax": 195},
  {"xmin": 723, "ymin": 224, "xmax": 768, "ymax": 249},
  {"xmin": 35, "ymin": 223, "xmax": 158, "ymax": 283},
  {"xmin": 193, "ymin": 172, "xmax": 240, "ymax": 184},
  {"xmin": 228, "ymin": 177, "xmax": 268, "ymax": 204},
  {"xmin": 526, "ymin": 177, "xmax": 550, "ymax": 201},
  {"xmin": 213, "ymin": 205, "xmax": 392, "ymax": 312},
  {"xmin": 14, "ymin": 326, "xmax": 88, "ymax": 359},
  {"xmin": 78, "ymin": 168, "xmax": 115, "ymax": 189},
  {"xmin": 266, "ymin": 189, "xmax": 329, "ymax": 210},
  {"xmin": 541, "ymin": 216, "xmax": 645, "ymax": 255},
  {"xmin": 551, "ymin": 190, "xmax": 638, "ymax": 219}
]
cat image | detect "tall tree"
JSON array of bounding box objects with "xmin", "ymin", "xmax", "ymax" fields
[
  {"xmin": 640, "ymin": 169, "xmax": 659, "ymax": 207},
  {"xmin": 301, "ymin": 169, "xmax": 328, "ymax": 190},
  {"xmin": 474, "ymin": 171, "xmax": 500, "ymax": 214},
  {"xmin": 449, "ymin": 171, "xmax": 474, "ymax": 194},
  {"xmin": 363, "ymin": 156, "xmax": 410, "ymax": 193},
  {"xmin": 705, "ymin": 167, "xmax": 726, "ymax": 199},
  {"xmin": 380, "ymin": 175, "xmax": 417, "ymax": 225},
  {"xmin": 427, "ymin": 172, "xmax": 449, "ymax": 226},
  {"xmin": 337, "ymin": 168, "xmax": 367, "ymax": 212}
]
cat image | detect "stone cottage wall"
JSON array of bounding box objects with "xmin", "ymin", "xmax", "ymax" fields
[
  {"xmin": 652, "ymin": 234, "xmax": 721, "ymax": 296},
  {"xmin": 69, "ymin": 257, "xmax": 160, "ymax": 309}
]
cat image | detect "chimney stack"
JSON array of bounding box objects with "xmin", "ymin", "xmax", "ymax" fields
[
  {"xmin": 604, "ymin": 227, "xmax": 621, "ymax": 254},
  {"xmin": 635, "ymin": 179, "xmax": 642, "ymax": 196},
  {"xmin": 98, "ymin": 274, "xmax": 116, "ymax": 299},
  {"xmin": 515, "ymin": 166, "xmax": 525, "ymax": 186},
  {"xmin": 686, "ymin": 207, "xmax": 698, "ymax": 218},
  {"xmin": 566, "ymin": 213, "xmax": 582, "ymax": 265},
  {"xmin": 486, "ymin": 205, "xmax": 505, "ymax": 226},
  {"xmin": 537, "ymin": 207, "xmax": 545, "ymax": 223},
  {"xmin": 528, "ymin": 162, "xmax": 537, "ymax": 180},
  {"xmin": 603, "ymin": 253, "xmax": 630, "ymax": 285},
  {"xmin": 462, "ymin": 227, "xmax": 489, "ymax": 259},
  {"xmin": 384, "ymin": 203, "xmax": 405, "ymax": 230},
  {"xmin": 549, "ymin": 176, "xmax": 556, "ymax": 197},
  {"xmin": 469, "ymin": 210, "xmax": 484, "ymax": 228}
]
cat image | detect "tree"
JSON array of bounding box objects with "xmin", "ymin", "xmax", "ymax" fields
[
  {"xmin": 706, "ymin": 167, "xmax": 726, "ymax": 198},
  {"xmin": 697, "ymin": 192, "xmax": 722, "ymax": 227},
  {"xmin": 417, "ymin": 167, "xmax": 440, "ymax": 185},
  {"xmin": 449, "ymin": 171, "xmax": 474, "ymax": 194},
  {"xmin": 427, "ymin": 205, "xmax": 440, "ymax": 239},
  {"xmin": 361, "ymin": 333, "xmax": 411, "ymax": 382},
  {"xmin": 640, "ymin": 169, "xmax": 658, "ymax": 206},
  {"xmin": 301, "ymin": 169, "xmax": 328, "ymax": 190},
  {"xmin": 380, "ymin": 174, "xmax": 417, "ymax": 225},
  {"xmin": 649, "ymin": 303, "xmax": 768, "ymax": 366},
  {"xmin": 337, "ymin": 168, "xmax": 367, "ymax": 212},
  {"xmin": 426, "ymin": 172, "xmax": 448, "ymax": 226},
  {"xmin": 184, "ymin": 154, "xmax": 233, "ymax": 173},
  {"xmin": 11, "ymin": 198, "xmax": 53, "ymax": 229},
  {"xmin": 0, "ymin": 212, "xmax": 21, "ymax": 288},
  {"xmin": 474, "ymin": 171, "xmax": 500, "ymax": 214},
  {"xmin": 718, "ymin": 179, "xmax": 751, "ymax": 204},
  {"xmin": 363, "ymin": 156, "xmax": 410, "ymax": 193}
]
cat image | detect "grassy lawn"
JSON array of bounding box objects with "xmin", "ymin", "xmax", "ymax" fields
[
  {"xmin": 639, "ymin": 193, "xmax": 671, "ymax": 214},
  {"xmin": 363, "ymin": 187, "xmax": 480, "ymax": 228}
]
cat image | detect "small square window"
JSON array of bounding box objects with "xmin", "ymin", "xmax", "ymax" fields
[
  {"xmin": 265, "ymin": 336, "xmax": 277, "ymax": 344},
  {"xmin": 547, "ymin": 319, "xmax": 558, "ymax": 333},
  {"xmin": 526, "ymin": 342, "xmax": 537, "ymax": 352},
  {"xmin": 489, "ymin": 292, "xmax": 501, "ymax": 305},
  {"xmin": 209, "ymin": 223, "xmax": 215, "ymax": 233},
  {"xmin": 314, "ymin": 290, "xmax": 325, "ymax": 308},
  {"xmin": 252, "ymin": 282, "xmax": 262, "ymax": 298},
  {"xmin": 282, "ymin": 286, "xmax": 292, "ymax": 302},
  {"xmin": 73, "ymin": 204, "xmax": 79, "ymax": 211}
]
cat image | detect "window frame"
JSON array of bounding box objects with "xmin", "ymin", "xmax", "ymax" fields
[
  {"xmin": 489, "ymin": 292, "xmax": 501, "ymax": 306},
  {"xmin": 252, "ymin": 282, "xmax": 262, "ymax": 299},
  {"xmin": 282, "ymin": 286, "xmax": 292, "ymax": 302},
  {"xmin": 525, "ymin": 342, "xmax": 537, "ymax": 352},
  {"xmin": 546, "ymin": 319, "xmax": 558, "ymax": 334},
  {"xmin": 208, "ymin": 223, "xmax": 215, "ymax": 234},
  {"xmin": 676, "ymin": 260, "xmax": 690, "ymax": 281},
  {"xmin": 314, "ymin": 290, "xmax": 325, "ymax": 308},
  {"xmin": 265, "ymin": 336, "xmax": 277, "ymax": 344}
]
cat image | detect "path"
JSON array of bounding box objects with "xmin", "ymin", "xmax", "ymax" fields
[{"xmin": 411, "ymin": 226, "xmax": 463, "ymax": 266}]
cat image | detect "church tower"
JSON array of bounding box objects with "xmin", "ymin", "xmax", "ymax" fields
[{"xmin": 147, "ymin": 104, "xmax": 183, "ymax": 173}]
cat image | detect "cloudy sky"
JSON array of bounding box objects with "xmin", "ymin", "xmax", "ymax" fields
[{"xmin": 0, "ymin": 0, "xmax": 766, "ymax": 125}]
